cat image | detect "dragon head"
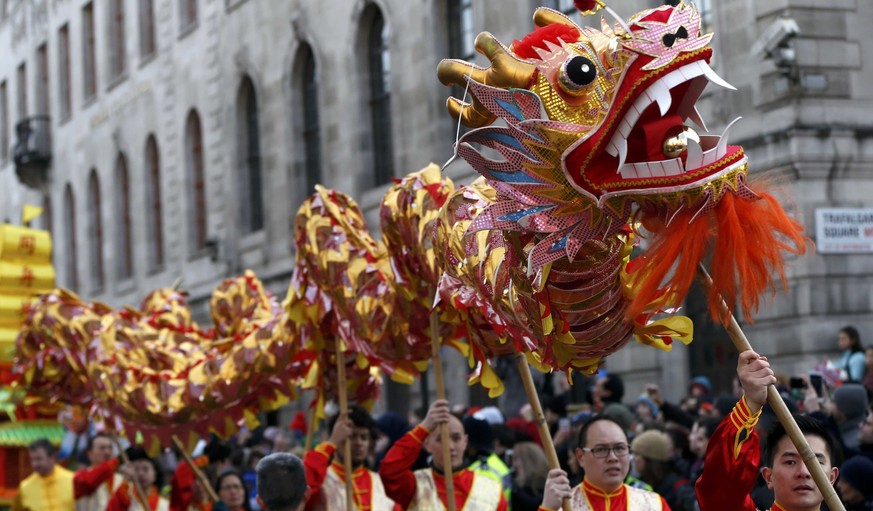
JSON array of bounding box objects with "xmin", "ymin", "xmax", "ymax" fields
[{"xmin": 438, "ymin": 2, "xmax": 743, "ymax": 208}]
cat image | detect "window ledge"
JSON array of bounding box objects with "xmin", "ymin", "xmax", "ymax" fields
[
  {"xmin": 179, "ymin": 20, "xmax": 198, "ymax": 40},
  {"xmin": 82, "ymin": 94, "xmax": 97, "ymax": 109},
  {"xmin": 240, "ymin": 229, "xmax": 266, "ymax": 251},
  {"xmin": 225, "ymin": 0, "xmax": 248, "ymax": 13},
  {"xmin": 139, "ymin": 52, "xmax": 157, "ymax": 68},
  {"xmin": 106, "ymin": 71, "xmax": 129, "ymax": 93},
  {"xmin": 115, "ymin": 276, "xmax": 136, "ymax": 294}
]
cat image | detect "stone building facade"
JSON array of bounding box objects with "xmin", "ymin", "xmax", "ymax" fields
[{"xmin": 0, "ymin": 0, "xmax": 871, "ymax": 419}]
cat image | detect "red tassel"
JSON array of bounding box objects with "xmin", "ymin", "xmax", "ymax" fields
[{"xmin": 628, "ymin": 185, "xmax": 808, "ymax": 325}]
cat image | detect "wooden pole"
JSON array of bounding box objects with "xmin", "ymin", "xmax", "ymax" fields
[
  {"xmin": 697, "ymin": 265, "xmax": 845, "ymax": 511},
  {"xmin": 304, "ymin": 406, "xmax": 318, "ymax": 453},
  {"xmin": 514, "ymin": 352, "xmax": 573, "ymax": 511},
  {"xmin": 334, "ymin": 340, "xmax": 355, "ymax": 511},
  {"xmin": 112, "ymin": 437, "xmax": 151, "ymax": 510},
  {"xmin": 429, "ymin": 313, "xmax": 457, "ymax": 511},
  {"xmin": 172, "ymin": 435, "xmax": 220, "ymax": 503}
]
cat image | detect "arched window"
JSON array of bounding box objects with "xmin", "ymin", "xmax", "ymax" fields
[
  {"xmin": 297, "ymin": 43, "xmax": 321, "ymax": 193},
  {"xmin": 237, "ymin": 76, "xmax": 263, "ymax": 233},
  {"xmin": 63, "ymin": 185, "xmax": 78, "ymax": 290},
  {"xmin": 87, "ymin": 169, "xmax": 104, "ymax": 290},
  {"xmin": 115, "ymin": 153, "xmax": 133, "ymax": 279},
  {"xmin": 144, "ymin": 135, "xmax": 163, "ymax": 269},
  {"xmin": 364, "ymin": 6, "xmax": 394, "ymax": 185},
  {"xmin": 185, "ymin": 110, "xmax": 207, "ymax": 252}
]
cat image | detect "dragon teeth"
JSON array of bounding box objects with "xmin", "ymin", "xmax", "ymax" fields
[
  {"xmin": 687, "ymin": 105, "xmax": 709, "ymax": 133},
  {"xmin": 702, "ymin": 63, "xmax": 736, "ymax": 90},
  {"xmin": 684, "ymin": 137, "xmax": 704, "ymax": 170},
  {"xmin": 716, "ymin": 117, "xmax": 742, "ymax": 159},
  {"xmin": 649, "ymin": 80, "xmax": 673, "ymax": 116}
]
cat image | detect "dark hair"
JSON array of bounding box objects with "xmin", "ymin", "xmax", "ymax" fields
[
  {"xmin": 204, "ymin": 437, "xmax": 232, "ymax": 464},
  {"xmin": 215, "ymin": 470, "xmax": 252, "ymax": 511},
  {"xmin": 328, "ymin": 405, "xmax": 378, "ymax": 442},
  {"xmin": 577, "ymin": 416, "xmax": 628, "ymax": 449},
  {"xmin": 840, "ymin": 326, "xmax": 863, "ymax": 353},
  {"xmin": 86, "ymin": 433, "xmax": 113, "ymax": 453},
  {"xmin": 28, "ymin": 438, "xmax": 56, "ymax": 457},
  {"xmin": 601, "ymin": 374, "xmax": 625, "ymax": 404},
  {"xmin": 695, "ymin": 417, "xmax": 722, "ymax": 438},
  {"xmin": 256, "ymin": 453, "xmax": 307, "ymax": 511},
  {"xmin": 124, "ymin": 447, "xmax": 164, "ymax": 488},
  {"xmin": 763, "ymin": 414, "xmax": 841, "ymax": 468}
]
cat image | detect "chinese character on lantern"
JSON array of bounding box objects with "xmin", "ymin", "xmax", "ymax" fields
[
  {"xmin": 20, "ymin": 266, "xmax": 35, "ymax": 287},
  {"xmin": 18, "ymin": 235, "xmax": 36, "ymax": 255}
]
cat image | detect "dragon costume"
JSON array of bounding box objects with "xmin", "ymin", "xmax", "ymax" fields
[{"xmin": 436, "ymin": 0, "xmax": 806, "ymax": 377}]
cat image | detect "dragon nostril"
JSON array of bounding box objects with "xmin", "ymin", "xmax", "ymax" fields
[{"xmin": 663, "ymin": 26, "xmax": 690, "ymax": 48}]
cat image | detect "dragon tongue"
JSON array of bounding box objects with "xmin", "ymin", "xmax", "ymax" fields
[{"xmin": 639, "ymin": 114, "xmax": 686, "ymax": 162}]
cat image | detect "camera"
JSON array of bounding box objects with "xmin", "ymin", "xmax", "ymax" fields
[{"xmin": 751, "ymin": 15, "xmax": 800, "ymax": 60}]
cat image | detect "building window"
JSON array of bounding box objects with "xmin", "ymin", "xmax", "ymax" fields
[
  {"xmin": 446, "ymin": 0, "xmax": 475, "ymax": 135},
  {"xmin": 447, "ymin": 0, "xmax": 474, "ymax": 61},
  {"xmin": 82, "ymin": 2, "xmax": 97, "ymax": 99},
  {"xmin": 58, "ymin": 25, "xmax": 72, "ymax": 119},
  {"xmin": 16, "ymin": 62, "xmax": 27, "ymax": 119},
  {"xmin": 237, "ymin": 76, "xmax": 263, "ymax": 233},
  {"xmin": 63, "ymin": 184, "xmax": 78, "ymax": 290},
  {"xmin": 298, "ymin": 44, "xmax": 321, "ymax": 193},
  {"xmin": 181, "ymin": 0, "xmax": 197, "ymax": 30},
  {"xmin": 140, "ymin": 0, "xmax": 156, "ymax": 58},
  {"xmin": 0, "ymin": 81, "xmax": 7, "ymax": 161},
  {"xmin": 42, "ymin": 195, "xmax": 53, "ymax": 235},
  {"xmin": 144, "ymin": 135, "xmax": 163, "ymax": 269},
  {"xmin": 115, "ymin": 153, "xmax": 133, "ymax": 280},
  {"xmin": 36, "ymin": 44, "xmax": 49, "ymax": 116},
  {"xmin": 108, "ymin": 0, "xmax": 126, "ymax": 80},
  {"xmin": 185, "ymin": 110, "xmax": 207, "ymax": 252},
  {"xmin": 365, "ymin": 7, "xmax": 394, "ymax": 185},
  {"xmin": 87, "ymin": 169, "xmax": 104, "ymax": 290}
]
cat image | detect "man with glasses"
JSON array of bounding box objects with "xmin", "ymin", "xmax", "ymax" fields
[{"xmin": 539, "ymin": 417, "xmax": 671, "ymax": 510}]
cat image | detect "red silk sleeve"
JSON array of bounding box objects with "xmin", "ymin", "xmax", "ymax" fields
[
  {"xmin": 695, "ymin": 397, "xmax": 761, "ymax": 511},
  {"xmin": 170, "ymin": 455, "xmax": 208, "ymax": 511},
  {"xmin": 303, "ymin": 442, "xmax": 336, "ymax": 507},
  {"xmin": 106, "ymin": 482, "xmax": 132, "ymax": 511},
  {"xmin": 377, "ymin": 424, "xmax": 430, "ymax": 509},
  {"xmin": 74, "ymin": 457, "xmax": 120, "ymax": 498}
]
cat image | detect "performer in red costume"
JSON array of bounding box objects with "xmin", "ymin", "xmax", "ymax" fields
[
  {"xmin": 74, "ymin": 433, "xmax": 124, "ymax": 511},
  {"xmin": 379, "ymin": 399, "xmax": 507, "ymax": 510},
  {"xmin": 695, "ymin": 350, "xmax": 840, "ymax": 511},
  {"xmin": 304, "ymin": 405, "xmax": 398, "ymax": 510},
  {"xmin": 539, "ymin": 417, "xmax": 670, "ymax": 510}
]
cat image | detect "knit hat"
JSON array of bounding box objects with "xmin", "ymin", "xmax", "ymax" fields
[
  {"xmin": 833, "ymin": 384, "xmax": 868, "ymax": 421},
  {"xmin": 601, "ymin": 403, "xmax": 635, "ymax": 432},
  {"xmin": 689, "ymin": 376, "xmax": 712, "ymax": 394},
  {"xmin": 631, "ymin": 430, "xmax": 672, "ymax": 462},
  {"xmin": 463, "ymin": 416, "xmax": 494, "ymax": 454},
  {"xmin": 840, "ymin": 456, "xmax": 873, "ymax": 499},
  {"xmin": 636, "ymin": 394, "xmax": 660, "ymax": 417}
]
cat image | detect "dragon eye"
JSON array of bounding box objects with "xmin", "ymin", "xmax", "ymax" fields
[{"xmin": 559, "ymin": 55, "xmax": 598, "ymax": 95}]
